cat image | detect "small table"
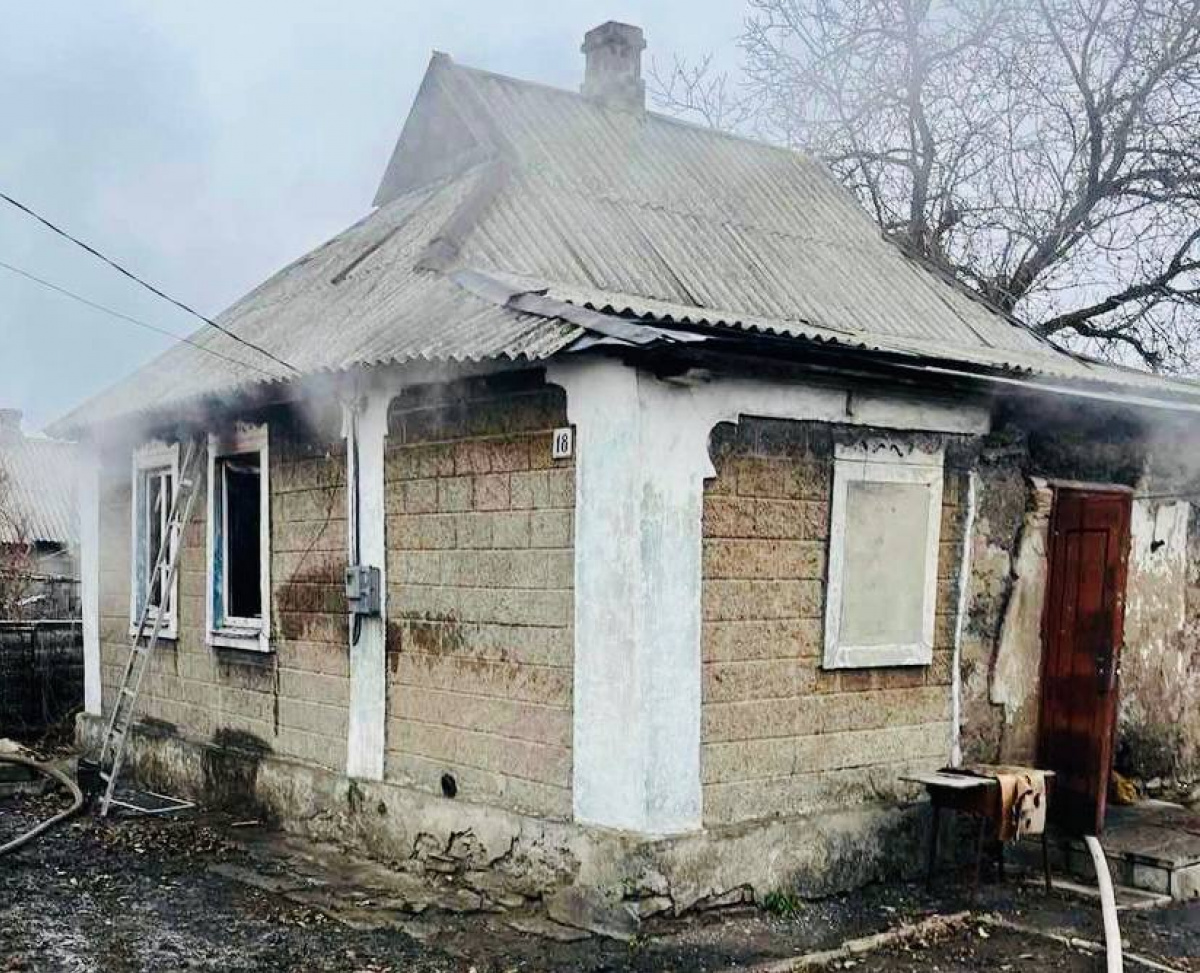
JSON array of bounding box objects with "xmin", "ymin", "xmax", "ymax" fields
[{"xmin": 902, "ymin": 769, "xmax": 1054, "ymax": 898}]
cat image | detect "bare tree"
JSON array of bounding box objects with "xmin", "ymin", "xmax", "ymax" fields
[
  {"xmin": 652, "ymin": 0, "xmax": 1200, "ymax": 368},
  {"xmin": 0, "ymin": 464, "xmax": 34, "ymax": 619}
]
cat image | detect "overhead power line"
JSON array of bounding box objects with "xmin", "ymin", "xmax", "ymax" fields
[
  {"xmin": 0, "ymin": 258, "xmax": 278, "ymax": 379},
  {"xmin": 0, "ymin": 190, "xmax": 301, "ymax": 376}
]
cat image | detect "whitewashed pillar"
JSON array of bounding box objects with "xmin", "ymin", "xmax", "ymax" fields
[
  {"xmin": 78, "ymin": 440, "xmax": 102, "ymax": 716},
  {"xmin": 549, "ymin": 360, "xmax": 712, "ymax": 834},
  {"xmin": 549, "ymin": 358, "xmax": 992, "ymax": 836},
  {"xmin": 344, "ymin": 392, "xmax": 389, "ymax": 780}
]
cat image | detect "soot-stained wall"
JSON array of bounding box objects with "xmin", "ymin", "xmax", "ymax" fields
[
  {"xmin": 383, "ymin": 375, "xmax": 575, "ymax": 819},
  {"xmin": 699, "ymin": 418, "xmax": 968, "ymax": 827},
  {"xmin": 95, "ymin": 402, "xmax": 351, "ymax": 784},
  {"xmin": 958, "ymin": 409, "xmax": 1200, "ymax": 783}
]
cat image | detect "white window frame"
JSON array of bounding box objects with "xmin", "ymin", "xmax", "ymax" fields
[
  {"xmin": 823, "ymin": 440, "xmax": 944, "ymax": 669},
  {"xmin": 129, "ymin": 441, "xmax": 180, "ymax": 640},
  {"xmin": 205, "ymin": 423, "xmax": 271, "ymax": 652}
]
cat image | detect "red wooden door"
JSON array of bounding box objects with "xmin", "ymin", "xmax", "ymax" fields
[{"xmin": 1038, "ymin": 488, "xmax": 1131, "ymax": 836}]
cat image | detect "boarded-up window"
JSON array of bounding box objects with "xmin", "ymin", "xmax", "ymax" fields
[{"xmin": 823, "ymin": 441, "xmax": 944, "ymax": 669}]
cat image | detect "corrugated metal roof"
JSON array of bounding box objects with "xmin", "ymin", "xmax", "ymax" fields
[{"xmin": 0, "ymin": 435, "xmax": 77, "ymax": 546}]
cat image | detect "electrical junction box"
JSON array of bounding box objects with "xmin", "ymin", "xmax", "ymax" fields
[{"xmin": 345, "ymin": 564, "xmax": 381, "ymax": 617}]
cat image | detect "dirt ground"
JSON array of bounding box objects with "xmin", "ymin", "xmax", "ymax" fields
[{"xmin": 3, "ymin": 788, "xmax": 1200, "ymax": 973}]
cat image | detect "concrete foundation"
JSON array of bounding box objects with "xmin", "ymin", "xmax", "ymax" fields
[
  {"xmin": 1045, "ymin": 802, "xmax": 1200, "ymax": 902},
  {"xmin": 80, "ymin": 714, "xmax": 930, "ymax": 912}
]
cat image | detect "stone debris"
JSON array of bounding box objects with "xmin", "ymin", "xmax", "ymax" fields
[
  {"xmin": 504, "ymin": 915, "xmax": 591, "ymax": 943},
  {"xmin": 545, "ymin": 885, "xmax": 640, "ymax": 941},
  {"xmin": 630, "ymin": 894, "xmax": 675, "ymax": 920}
]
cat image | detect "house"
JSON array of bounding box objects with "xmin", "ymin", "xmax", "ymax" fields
[
  {"xmin": 0, "ymin": 408, "xmax": 82, "ymax": 737},
  {"xmin": 53, "ymin": 22, "xmax": 1200, "ymax": 909},
  {"xmin": 0, "ymin": 408, "xmax": 79, "ymax": 617}
]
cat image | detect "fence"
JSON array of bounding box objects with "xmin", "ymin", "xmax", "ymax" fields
[
  {"xmin": 20, "ymin": 575, "xmax": 82, "ymax": 620},
  {"xmin": 0, "ymin": 619, "xmax": 84, "ymax": 738}
]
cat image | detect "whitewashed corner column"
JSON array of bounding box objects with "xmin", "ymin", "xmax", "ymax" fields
[
  {"xmin": 548, "ymin": 358, "xmax": 992, "ymax": 836},
  {"xmin": 78, "ymin": 440, "xmax": 102, "ymax": 716},
  {"xmin": 549, "ymin": 359, "xmax": 716, "ymax": 835},
  {"xmin": 343, "ymin": 392, "xmax": 389, "ymax": 780}
]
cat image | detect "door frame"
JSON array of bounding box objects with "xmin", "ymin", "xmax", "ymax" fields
[{"xmin": 1036, "ymin": 483, "xmax": 1133, "ymax": 836}]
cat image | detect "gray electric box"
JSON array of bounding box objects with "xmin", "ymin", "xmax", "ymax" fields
[{"xmin": 345, "ymin": 564, "xmax": 382, "ymax": 617}]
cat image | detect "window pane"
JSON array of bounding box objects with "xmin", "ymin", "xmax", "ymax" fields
[
  {"xmin": 146, "ymin": 473, "xmax": 166, "ymax": 610},
  {"xmin": 839, "ymin": 480, "xmax": 931, "ymax": 646},
  {"xmin": 224, "ymin": 456, "xmax": 261, "ymax": 619},
  {"xmin": 161, "ymin": 473, "xmax": 173, "ymax": 613}
]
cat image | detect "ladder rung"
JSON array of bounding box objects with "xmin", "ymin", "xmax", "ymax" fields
[{"xmin": 100, "ymin": 437, "xmax": 204, "ymax": 816}]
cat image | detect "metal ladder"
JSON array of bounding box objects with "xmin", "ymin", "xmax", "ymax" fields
[{"xmin": 98, "ymin": 437, "xmax": 203, "ymax": 817}]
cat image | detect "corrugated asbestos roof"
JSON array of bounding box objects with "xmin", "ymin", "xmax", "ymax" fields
[
  {"xmin": 55, "ymin": 169, "xmax": 583, "ymax": 430},
  {"xmin": 0, "ymin": 435, "xmax": 77, "ymax": 546},
  {"xmin": 55, "ymin": 51, "xmax": 1200, "ymax": 432},
  {"xmin": 441, "ymin": 63, "xmax": 1200, "ymax": 398}
]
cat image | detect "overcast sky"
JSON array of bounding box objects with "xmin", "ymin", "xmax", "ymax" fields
[{"xmin": 0, "ymin": 2, "xmax": 741, "ymax": 434}]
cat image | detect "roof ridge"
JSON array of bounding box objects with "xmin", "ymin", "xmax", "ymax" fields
[{"xmin": 445, "ymin": 58, "xmax": 821, "ymax": 167}]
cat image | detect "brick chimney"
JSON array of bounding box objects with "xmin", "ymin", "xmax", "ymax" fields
[
  {"xmin": 581, "ymin": 21, "xmax": 646, "ymax": 111},
  {"xmin": 0, "ymin": 409, "xmax": 22, "ymax": 442}
]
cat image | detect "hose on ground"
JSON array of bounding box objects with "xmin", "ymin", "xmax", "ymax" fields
[
  {"xmin": 0, "ymin": 754, "xmax": 85, "ymax": 857},
  {"xmin": 1084, "ymin": 834, "xmax": 1124, "ymax": 973}
]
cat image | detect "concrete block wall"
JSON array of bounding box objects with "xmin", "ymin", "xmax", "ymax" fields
[
  {"xmin": 269, "ymin": 415, "xmax": 350, "ymax": 770},
  {"xmin": 700, "ymin": 418, "xmax": 963, "ymax": 827},
  {"xmin": 384, "ymin": 375, "xmax": 574, "ymax": 819},
  {"xmin": 95, "ymin": 405, "xmax": 350, "ymax": 774}
]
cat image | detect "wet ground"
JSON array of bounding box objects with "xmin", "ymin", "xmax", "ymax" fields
[{"xmin": 2, "ymin": 788, "xmax": 1199, "ymax": 972}]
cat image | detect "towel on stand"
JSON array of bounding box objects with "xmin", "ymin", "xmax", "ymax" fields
[{"xmin": 963, "ymin": 764, "xmax": 1048, "ymax": 841}]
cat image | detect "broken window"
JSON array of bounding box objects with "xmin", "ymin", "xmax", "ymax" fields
[
  {"xmin": 145, "ymin": 469, "xmax": 173, "ymax": 611},
  {"xmin": 207, "ymin": 425, "xmax": 270, "ymax": 651},
  {"xmin": 220, "ymin": 455, "xmax": 262, "ymax": 620},
  {"xmin": 130, "ymin": 443, "xmax": 180, "ymax": 637},
  {"xmin": 823, "ymin": 441, "xmax": 945, "ymax": 669}
]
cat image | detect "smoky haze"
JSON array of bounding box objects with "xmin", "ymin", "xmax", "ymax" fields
[{"xmin": 0, "ymin": 1, "xmax": 739, "ymax": 436}]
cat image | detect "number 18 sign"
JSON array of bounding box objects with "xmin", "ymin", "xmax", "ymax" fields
[{"xmin": 551, "ymin": 427, "xmax": 574, "ymax": 460}]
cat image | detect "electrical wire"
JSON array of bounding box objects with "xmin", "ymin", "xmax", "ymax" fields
[
  {"xmin": 349, "ymin": 404, "xmax": 363, "ymax": 647},
  {"xmin": 0, "ymin": 190, "xmax": 301, "ymax": 377},
  {"xmin": 0, "ymin": 258, "xmax": 278, "ymax": 379}
]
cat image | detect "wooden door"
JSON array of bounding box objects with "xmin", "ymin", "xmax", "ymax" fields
[{"xmin": 1038, "ymin": 487, "xmax": 1131, "ymax": 836}]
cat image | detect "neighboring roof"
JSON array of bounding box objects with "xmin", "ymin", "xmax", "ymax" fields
[
  {"xmin": 55, "ymin": 50, "xmax": 1200, "ymax": 432},
  {"xmin": 0, "ymin": 434, "xmax": 77, "ymax": 547}
]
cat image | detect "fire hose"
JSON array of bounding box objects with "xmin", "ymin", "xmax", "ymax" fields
[
  {"xmin": 1084, "ymin": 834, "xmax": 1124, "ymax": 973},
  {"xmin": 0, "ymin": 754, "xmax": 85, "ymax": 857}
]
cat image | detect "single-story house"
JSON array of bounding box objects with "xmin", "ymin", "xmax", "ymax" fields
[
  {"xmin": 0, "ymin": 408, "xmax": 79, "ymax": 618},
  {"xmin": 54, "ymin": 22, "xmax": 1200, "ymax": 909}
]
